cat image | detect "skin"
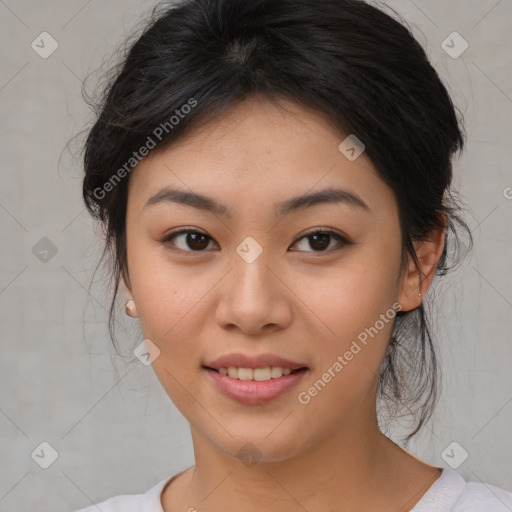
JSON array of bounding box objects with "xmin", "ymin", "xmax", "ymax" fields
[{"xmin": 122, "ymin": 95, "xmax": 446, "ymax": 512}]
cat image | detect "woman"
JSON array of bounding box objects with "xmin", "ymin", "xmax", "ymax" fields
[{"xmin": 76, "ymin": 0, "xmax": 512, "ymax": 510}]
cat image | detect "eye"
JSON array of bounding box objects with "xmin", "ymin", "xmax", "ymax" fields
[
  {"xmin": 290, "ymin": 229, "xmax": 350, "ymax": 253},
  {"xmin": 161, "ymin": 228, "xmax": 351, "ymax": 254},
  {"xmin": 161, "ymin": 229, "xmax": 218, "ymax": 253}
]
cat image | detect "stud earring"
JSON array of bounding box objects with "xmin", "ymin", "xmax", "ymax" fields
[{"xmin": 125, "ymin": 299, "xmax": 138, "ymax": 318}]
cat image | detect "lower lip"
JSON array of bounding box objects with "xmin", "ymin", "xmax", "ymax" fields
[{"xmin": 203, "ymin": 367, "xmax": 308, "ymax": 405}]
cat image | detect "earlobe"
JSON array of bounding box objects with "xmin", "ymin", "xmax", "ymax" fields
[
  {"xmin": 124, "ymin": 298, "xmax": 138, "ymax": 318},
  {"xmin": 120, "ymin": 271, "xmax": 138, "ymax": 318},
  {"xmin": 398, "ymin": 215, "xmax": 446, "ymax": 312}
]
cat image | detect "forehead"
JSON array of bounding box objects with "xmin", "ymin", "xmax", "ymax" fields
[{"xmin": 127, "ymin": 96, "xmax": 396, "ymax": 219}]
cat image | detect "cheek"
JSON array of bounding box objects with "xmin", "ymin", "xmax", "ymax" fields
[
  {"xmin": 136, "ymin": 274, "xmax": 208, "ymax": 356},
  {"xmin": 291, "ymin": 254, "xmax": 400, "ymax": 394},
  {"xmin": 127, "ymin": 245, "xmax": 208, "ymax": 355},
  {"xmin": 296, "ymin": 258, "xmax": 399, "ymax": 339},
  {"xmin": 131, "ymin": 259, "xmax": 212, "ymax": 413},
  {"xmin": 292, "ymin": 274, "xmax": 399, "ymax": 429},
  {"xmin": 303, "ymin": 286, "xmax": 396, "ymax": 385}
]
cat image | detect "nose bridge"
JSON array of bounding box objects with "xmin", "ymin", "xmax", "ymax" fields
[
  {"xmin": 215, "ymin": 236, "xmax": 291, "ymax": 333},
  {"xmin": 231, "ymin": 237, "xmax": 274, "ymax": 302}
]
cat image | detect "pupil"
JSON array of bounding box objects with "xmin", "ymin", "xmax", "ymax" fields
[
  {"xmin": 310, "ymin": 234, "xmax": 329, "ymax": 251},
  {"xmin": 188, "ymin": 232, "xmax": 209, "ymax": 250}
]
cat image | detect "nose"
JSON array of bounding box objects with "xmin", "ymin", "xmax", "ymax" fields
[{"xmin": 215, "ymin": 248, "xmax": 293, "ymax": 336}]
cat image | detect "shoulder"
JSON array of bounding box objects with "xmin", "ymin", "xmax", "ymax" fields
[
  {"xmin": 453, "ymin": 479, "xmax": 512, "ymax": 511},
  {"xmin": 72, "ymin": 477, "xmax": 169, "ymax": 512},
  {"xmin": 413, "ymin": 468, "xmax": 512, "ymax": 512}
]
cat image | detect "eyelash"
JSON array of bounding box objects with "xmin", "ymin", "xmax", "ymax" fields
[{"xmin": 160, "ymin": 228, "xmax": 351, "ymax": 255}]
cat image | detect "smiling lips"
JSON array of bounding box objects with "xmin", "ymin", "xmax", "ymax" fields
[{"xmin": 202, "ymin": 352, "xmax": 309, "ymax": 404}]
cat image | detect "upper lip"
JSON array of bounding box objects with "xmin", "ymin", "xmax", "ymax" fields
[{"xmin": 203, "ymin": 353, "xmax": 308, "ymax": 370}]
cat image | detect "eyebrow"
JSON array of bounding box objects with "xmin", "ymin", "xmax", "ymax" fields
[{"xmin": 143, "ymin": 186, "xmax": 370, "ymax": 218}]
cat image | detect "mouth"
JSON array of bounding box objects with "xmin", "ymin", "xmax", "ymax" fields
[
  {"xmin": 201, "ymin": 365, "xmax": 309, "ymax": 405},
  {"xmin": 203, "ymin": 352, "xmax": 309, "ymax": 375},
  {"xmin": 202, "ymin": 365, "xmax": 308, "ymax": 380}
]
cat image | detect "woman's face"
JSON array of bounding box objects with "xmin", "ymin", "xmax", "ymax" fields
[{"xmin": 124, "ymin": 96, "xmax": 418, "ymax": 462}]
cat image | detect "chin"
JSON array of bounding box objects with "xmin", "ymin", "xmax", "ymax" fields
[{"xmin": 216, "ymin": 431, "xmax": 310, "ymax": 465}]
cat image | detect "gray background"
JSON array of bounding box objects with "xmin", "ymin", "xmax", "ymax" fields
[{"xmin": 0, "ymin": 1, "xmax": 511, "ymax": 510}]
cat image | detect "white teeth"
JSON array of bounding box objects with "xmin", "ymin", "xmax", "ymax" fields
[
  {"xmin": 271, "ymin": 367, "xmax": 285, "ymax": 378},
  {"xmin": 238, "ymin": 367, "xmax": 254, "ymax": 381},
  {"xmin": 216, "ymin": 366, "xmax": 295, "ymax": 381}
]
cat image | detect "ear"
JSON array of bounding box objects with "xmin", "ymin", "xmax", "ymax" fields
[
  {"xmin": 120, "ymin": 268, "xmax": 139, "ymax": 318},
  {"xmin": 120, "ymin": 267, "xmax": 133, "ymax": 300},
  {"xmin": 397, "ymin": 213, "xmax": 446, "ymax": 312}
]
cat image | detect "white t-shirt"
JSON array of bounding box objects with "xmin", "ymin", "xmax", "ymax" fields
[{"xmin": 74, "ymin": 467, "xmax": 512, "ymax": 511}]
